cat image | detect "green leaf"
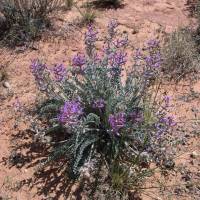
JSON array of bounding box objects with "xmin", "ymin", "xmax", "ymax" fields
[{"xmin": 85, "ymin": 113, "xmax": 100, "ymax": 126}]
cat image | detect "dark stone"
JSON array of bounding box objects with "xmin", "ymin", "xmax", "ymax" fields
[
  {"xmin": 174, "ymin": 187, "xmax": 182, "ymax": 195},
  {"xmin": 0, "ymin": 14, "xmax": 6, "ymax": 33},
  {"xmin": 182, "ymin": 174, "xmax": 191, "ymax": 181},
  {"xmin": 163, "ymin": 158, "xmax": 175, "ymax": 170}
]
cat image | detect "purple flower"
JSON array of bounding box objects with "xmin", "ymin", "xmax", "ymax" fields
[
  {"xmin": 130, "ymin": 109, "xmax": 144, "ymax": 123},
  {"xmin": 85, "ymin": 25, "xmax": 98, "ymax": 57},
  {"xmin": 143, "ymin": 70, "xmax": 155, "ymax": 79},
  {"xmin": 155, "ymin": 126, "xmax": 166, "ymax": 138},
  {"xmin": 103, "ymin": 44, "xmax": 112, "ymax": 56},
  {"xmin": 147, "ymin": 39, "xmax": 159, "ymax": 48},
  {"xmin": 109, "ymin": 51, "xmax": 127, "ymax": 76},
  {"xmin": 53, "ymin": 64, "xmax": 66, "ymax": 82},
  {"xmin": 135, "ymin": 48, "xmax": 142, "ymax": 59},
  {"xmin": 13, "ymin": 97, "xmax": 22, "ymax": 112},
  {"xmin": 145, "ymin": 52, "xmax": 161, "ymax": 68},
  {"xmin": 30, "ymin": 59, "xmax": 48, "ymax": 90},
  {"xmin": 108, "ymin": 112, "xmax": 126, "ymax": 134},
  {"xmin": 108, "ymin": 19, "xmax": 118, "ymax": 30},
  {"xmin": 154, "ymin": 53, "xmax": 161, "ymax": 68},
  {"xmin": 114, "ymin": 37, "xmax": 128, "ymax": 48},
  {"xmin": 144, "ymin": 39, "xmax": 161, "ymax": 70},
  {"xmin": 155, "ymin": 115, "xmax": 176, "ymax": 138},
  {"xmin": 108, "ymin": 19, "xmax": 118, "ymax": 37},
  {"xmin": 30, "ymin": 59, "xmax": 46, "ymax": 79},
  {"xmin": 163, "ymin": 95, "xmax": 171, "ymax": 108},
  {"xmin": 109, "ymin": 51, "xmax": 127, "ymax": 67},
  {"xmin": 160, "ymin": 116, "xmax": 176, "ymax": 127},
  {"xmin": 58, "ymin": 101, "xmax": 83, "ymax": 125},
  {"xmin": 93, "ymin": 53, "xmax": 102, "ymax": 64},
  {"xmin": 92, "ymin": 99, "xmax": 105, "ymax": 109},
  {"xmin": 85, "ymin": 25, "xmax": 98, "ymax": 46},
  {"xmin": 72, "ymin": 53, "xmax": 86, "ymax": 71}
]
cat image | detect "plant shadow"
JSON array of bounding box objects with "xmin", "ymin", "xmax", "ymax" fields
[
  {"xmin": 86, "ymin": 0, "xmax": 125, "ymax": 10},
  {"xmin": 185, "ymin": 0, "xmax": 198, "ymax": 17},
  {"xmin": 1, "ymin": 129, "xmax": 82, "ymax": 200}
]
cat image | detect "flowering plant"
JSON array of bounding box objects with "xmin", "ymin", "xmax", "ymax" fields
[{"xmin": 31, "ymin": 20, "xmax": 176, "ymax": 195}]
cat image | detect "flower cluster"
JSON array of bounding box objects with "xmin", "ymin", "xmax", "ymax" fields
[
  {"xmin": 145, "ymin": 52, "xmax": 161, "ymax": 69},
  {"xmin": 155, "ymin": 115, "xmax": 176, "ymax": 138},
  {"xmin": 13, "ymin": 97, "xmax": 22, "ymax": 112},
  {"xmin": 135, "ymin": 48, "xmax": 142, "ymax": 59},
  {"xmin": 163, "ymin": 95, "xmax": 171, "ymax": 108},
  {"xmin": 114, "ymin": 36, "xmax": 128, "ymax": 48},
  {"xmin": 109, "ymin": 112, "xmax": 126, "ymax": 135},
  {"xmin": 30, "ymin": 59, "xmax": 48, "ymax": 90},
  {"xmin": 109, "ymin": 51, "xmax": 127, "ymax": 77},
  {"xmin": 146, "ymin": 39, "xmax": 162, "ymax": 69},
  {"xmin": 109, "ymin": 51, "xmax": 127, "ymax": 67},
  {"xmin": 147, "ymin": 39, "xmax": 160, "ymax": 48},
  {"xmin": 85, "ymin": 25, "xmax": 98, "ymax": 57},
  {"xmin": 53, "ymin": 64, "xmax": 67, "ymax": 82},
  {"xmin": 155, "ymin": 96, "xmax": 176, "ymax": 138},
  {"xmin": 72, "ymin": 53, "xmax": 86, "ymax": 72},
  {"xmin": 133, "ymin": 39, "xmax": 162, "ymax": 80},
  {"xmin": 58, "ymin": 101, "xmax": 83, "ymax": 125},
  {"xmin": 129, "ymin": 108, "xmax": 144, "ymax": 124},
  {"xmin": 85, "ymin": 25, "xmax": 98, "ymax": 45},
  {"xmin": 31, "ymin": 59, "xmax": 46, "ymax": 80},
  {"xmin": 108, "ymin": 19, "xmax": 118, "ymax": 37},
  {"xmin": 160, "ymin": 116, "xmax": 176, "ymax": 127},
  {"xmin": 92, "ymin": 99, "xmax": 105, "ymax": 109}
]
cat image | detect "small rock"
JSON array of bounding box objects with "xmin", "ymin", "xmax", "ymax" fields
[
  {"xmin": 15, "ymin": 48, "xmax": 26, "ymax": 54},
  {"xmin": 132, "ymin": 28, "xmax": 139, "ymax": 34},
  {"xmin": 3, "ymin": 81, "xmax": 11, "ymax": 89},
  {"xmin": 182, "ymin": 174, "xmax": 191, "ymax": 181},
  {"xmin": 128, "ymin": 191, "xmax": 142, "ymax": 200},
  {"xmin": 190, "ymin": 151, "xmax": 199, "ymax": 159},
  {"xmin": 163, "ymin": 158, "xmax": 175, "ymax": 169},
  {"xmin": 185, "ymin": 134, "xmax": 190, "ymax": 138},
  {"xmin": 43, "ymin": 135, "xmax": 53, "ymax": 143},
  {"xmin": 193, "ymin": 83, "xmax": 200, "ymax": 93},
  {"xmin": 190, "ymin": 160, "xmax": 194, "ymax": 165},
  {"xmin": 174, "ymin": 187, "xmax": 182, "ymax": 195},
  {"xmin": 185, "ymin": 182, "xmax": 194, "ymax": 190},
  {"xmin": 181, "ymin": 139, "xmax": 187, "ymax": 145},
  {"xmin": 0, "ymin": 72, "xmax": 3, "ymax": 82},
  {"xmin": 0, "ymin": 14, "xmax": 6, "ymax": 31},
  {"xmin": 165, "ymin": 25, "xmax": 173, "ymax": 34},
  {"xmin": 72, "ymin": 47, "xmax": 78, "ymax": 51}
]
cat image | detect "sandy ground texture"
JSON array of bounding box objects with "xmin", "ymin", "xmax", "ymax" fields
[{"xmin": 0, "ymin": 0, "xmax": 199, "ymax": 199}]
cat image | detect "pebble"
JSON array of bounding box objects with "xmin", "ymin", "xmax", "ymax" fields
[
  {"xmin": 3, "ymin": 81, "xmax": 11, "ymax": 89},
  {"xmin": 43, "ymin": 136, "xmax": 53, "ymax": 143},
  {"xmin": 190, "ymin": 151, "xmax": 199, "ymax": 159},
  {"xmin": 163, "ymin": 159, "xmax": 175, "ymax": 169},
  {"xmin": 0, "ymin": 72, "xmax": 3, "ymax": 82},
  {"xmin": 182, "ymin": 174, "xmax": 191, "ymax": 181},
  {"xmin": 132, "ymin": 29, "xmax": 138, "ymax": 34},
  {"xmin": 174, "ymin": 187, "xmax": 182, "ymax": 195},
  {"xmin": 0, "ymin": 14, "xmax": 6, "ymax": 29}
]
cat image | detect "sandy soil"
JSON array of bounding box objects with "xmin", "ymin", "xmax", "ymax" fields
[{"xmin": 0, "ymin": 0, "xmax": 199, "ymax": 199}]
